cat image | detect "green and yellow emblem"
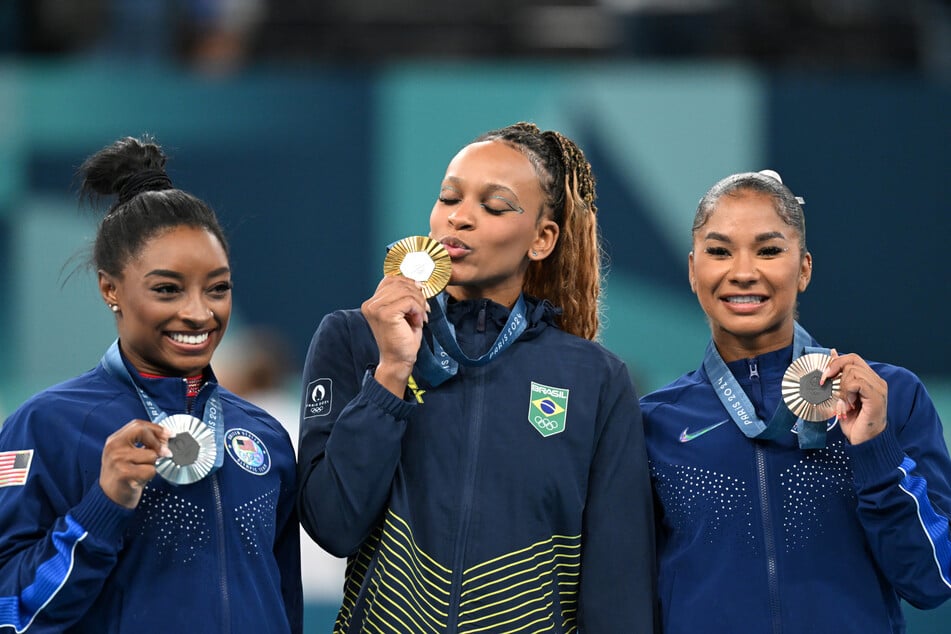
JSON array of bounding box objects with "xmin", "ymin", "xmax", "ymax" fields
[{"xmin": 528, "ymin": 382, "xmax": 569, "ymax": 437}]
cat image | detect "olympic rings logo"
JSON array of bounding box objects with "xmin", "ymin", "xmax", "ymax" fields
[{"xmin": 533, "ymin": 415, "xmax": 561, "ymax": 431}]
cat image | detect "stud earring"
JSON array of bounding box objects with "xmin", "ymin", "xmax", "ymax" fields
[
  {"xmin": 109, "ymin": 304, "xmax": 119, "ymax": 313},
  {"xmin": 531, "ymin": 250, "xmax": 538, "ymax": 257}
]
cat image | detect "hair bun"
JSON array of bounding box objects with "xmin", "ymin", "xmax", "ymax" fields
[{"xmin": 117, "ymin": 169, "xmax": 172, "ymax": 204}]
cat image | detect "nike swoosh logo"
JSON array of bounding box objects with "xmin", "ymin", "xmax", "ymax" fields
[{"xmin": 679, "ymin": 420, "xmax": 728, "ymax": 443}]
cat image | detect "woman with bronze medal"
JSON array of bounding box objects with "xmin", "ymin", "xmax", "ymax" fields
[
  {"xmin": 298, "ymin": 122, "xmax": 657, "ymax": 633},
  {"xmin": 0, "ymin": 136, "xmax": 302, "ymax": 632},
  {"xmin": 641, "ymin": 170, "xmax": 951, "ymax": 633}
]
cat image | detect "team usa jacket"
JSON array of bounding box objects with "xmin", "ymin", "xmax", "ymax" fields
[
  {"xmin": 298, "ymin": 296, "xmax": 657, "ymax": 633},
  {"xmin": 642, "ymin": 338, "xmax": 951, "ymax": 634},
  {"xmin": 0, "ymin": 347, "xmax": 303, "ymax": 633}
]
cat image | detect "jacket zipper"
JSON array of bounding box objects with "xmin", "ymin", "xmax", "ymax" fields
[
  {"xmin": 756, "ymin": 446, "xmax": 782, "ymax": 634},
  {"xmin": 213, "ymin": 474, "xmax": 231, "ymax": 632},
  {"xmin": 190, "ymin": 381, "xmax": 231, "ymax": 633},
  {"xmin": 749, "ymin": 358, "xmax": 759, "ymax": 380},
  {"xmin": 750, "ymin": 357, "xmax": 782, "ymax": 634},
  {"xmin": 446, "ymin": 302, "xmax": 489, "ymax": 631}
]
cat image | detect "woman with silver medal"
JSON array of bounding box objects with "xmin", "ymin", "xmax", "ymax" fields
[
  {"xmin": 298, "ymin": 122, "xmax": 657, "ymax": 633},
  {"xmin": 641, "ymin": 170, "xmax": 951, "ymax": 633},
  {"xmin": 0, "ymin": 136, "xmax": 302, "ymax": 633}
]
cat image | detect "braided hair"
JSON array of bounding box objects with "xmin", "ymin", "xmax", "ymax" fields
[
  {"xmin": 474, "ymin": 122, "xmax": 602, "ymax": 340},
  {"xmin": 79, "ymin": 135, "xmax": 229, "ymax": 277}
]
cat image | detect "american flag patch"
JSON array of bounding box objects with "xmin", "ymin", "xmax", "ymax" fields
[{"xmin": 0, "ymin": 450, "xmax": 34, "ymax": 487}]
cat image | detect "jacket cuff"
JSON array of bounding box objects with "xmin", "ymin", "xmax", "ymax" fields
[
  {"xmin": 362, "ymin": 369, "xmax": 416, "ymax": 421},
  {"xmin": 68, "ymin": 483, "xmax": 136, "ymax": 548},
  {"xmin": 847, "ymin": 424, "xmax": 905, "ymax": 487}
]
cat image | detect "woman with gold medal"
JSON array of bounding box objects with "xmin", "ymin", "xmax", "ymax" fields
[
  {"xmin": 641, "ymin": 170, "xmax": 951, "ymax": 633},
  {"xmin": 0, "ymin": 136, "xmax": 302, "ymax": 633},
  {"xmin": 298, "ymin": 122, "xmax": 657, "ymax": 633}
]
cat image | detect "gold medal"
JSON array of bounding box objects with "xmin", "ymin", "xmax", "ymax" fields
[
  {"xmin": 781, "ymin": 353, "xmax": 841, "ymax": 422},
  {"xmin": 155, "ymin": 414, "xmax": 217, "ymax": 485},
  {"xmin": 383, "ymin": 236, "xmax": 452, "ymax": 298}
]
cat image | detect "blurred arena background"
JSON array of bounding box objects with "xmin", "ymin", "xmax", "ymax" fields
[{"xmin": 1, "ymin": 1, "xmax": 949, "ymax": 631}]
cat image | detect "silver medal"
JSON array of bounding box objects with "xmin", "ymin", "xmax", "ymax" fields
[{"xmin": 155, "ymin": 413, "xmax": 217, "ymax": 485}]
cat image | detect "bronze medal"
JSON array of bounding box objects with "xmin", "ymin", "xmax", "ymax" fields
[{"xmin": 781, "ymin": 353, "xmax": 841, "ymax": 422}]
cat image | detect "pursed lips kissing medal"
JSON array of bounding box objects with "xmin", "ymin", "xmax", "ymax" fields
[
  {"xmin": 155, "ymin": 414, "xmax": 218, "ymax": 485},
  {"xmin": 384, "ymin": 235, "xmax": 528, "ymax": 388},
  {"xmin": 383, "ymin": 236, "xmax": 452, "ymax": 298},
  {"xmin": 781, "ymin": 352, "xmax": 841, "ymax": 422}
]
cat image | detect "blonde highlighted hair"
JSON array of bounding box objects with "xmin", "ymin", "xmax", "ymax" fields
[{"xmin": 474, "ymin": 122, "xmax": 602, "ymax": 340}]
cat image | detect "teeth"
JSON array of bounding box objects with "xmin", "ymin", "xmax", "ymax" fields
[
  {"xmin": 170, "ymin": 332, "xmax": 209, "ymax": 345},
  {"xmin": 726, "ymin": 296, "xmax": 764, "ymax": 304}
]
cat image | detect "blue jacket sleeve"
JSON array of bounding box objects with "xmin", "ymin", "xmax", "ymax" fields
[
  {"xmin": 577, "ymin": 362, "xmax": 659, "ymax": 633},
  {"xmin": 847, "ymin": 365, "xmax": 951, "ymax": 609},
  {"xmin": 296, "ymin": 310, "xmax": 415, "ymax": 557},
  {"xmin": 0, "ymin": 409, "xmax": 134, "ymax": 633}
]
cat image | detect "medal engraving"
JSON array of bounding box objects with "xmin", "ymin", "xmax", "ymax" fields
[
  {"xmin": 798, "ymin": 370, "xmax": 833, "ymax": 405},
  {"xmin": 168, "ymin": 433, "xmax": 201, "ymax": 466},
  {"xmin": 155, "ymin": 414, "xmax": 218, "ymax": 485},
  {"xmin": 781, "ymin": 353, "xmax": 840, "ymax": 422},
  {"xmin": 383, "ymin": 236, "xmax": 452, "ymax": 298}
]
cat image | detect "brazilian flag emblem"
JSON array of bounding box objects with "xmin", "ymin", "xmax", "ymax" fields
[{"xmin": 528, "ymin": 381, "xmax": 569, "ymax": 437}]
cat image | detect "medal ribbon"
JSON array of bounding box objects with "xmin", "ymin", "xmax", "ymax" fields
[
  {"xmin": 702, "ymin": 322, "xmax": 831, "ymax": 449},
  {"xmin": 414, "ymin": 293, "xmax": 529, "ymax": 386},
  {"xmin": 101, "ymin": 340, "xmax": 225, "ymax": 475}
]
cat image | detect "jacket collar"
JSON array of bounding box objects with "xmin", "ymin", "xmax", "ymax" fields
[
  {"xmin": 102, "ymin": 345, "xmax": 219, "ymax": 416},
  {"xmin": 443, "ymin": 294, "xmax": 558, "ymax": 339}
]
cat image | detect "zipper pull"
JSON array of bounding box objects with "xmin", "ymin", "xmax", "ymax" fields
[
  {"xmin": 749, "ymin": 358, "xmax": 760, "ymax": 380},
  {"xmin": 477, "ymin": 303, "xmax": 487, "ymax": 333}
]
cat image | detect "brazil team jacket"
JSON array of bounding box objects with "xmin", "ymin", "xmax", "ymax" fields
[
  {"xmin": 0, "ymin": 348, "xmax": 303, "ymax": 633},
  {"xmin": 641, "ymin": 339, "xmax": 951, "ymax": 634},
  {"xmin": 298, "ymin": 296, "xmax": 657, "ymax": 633}
]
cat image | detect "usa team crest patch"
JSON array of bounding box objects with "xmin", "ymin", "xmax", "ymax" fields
[
  {"xmin": 225, "ymin": 429, "xmax": 271, "ymax": 475},
  {"xmin": 0, "ymin": 450, "xmax": 33, "ymax": 487},
  {"xmin": 528, "ymin": 382, "xmax": 569, "ymax": 437}
]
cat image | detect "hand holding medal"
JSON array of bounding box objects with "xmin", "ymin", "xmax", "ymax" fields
[
  {"xmin": 818, "ymin": 350, "xmax": 889, "ymax": 445},
  {"xmin": 363, "ymin": 236, "xmax": 452, "ymax": 397}
]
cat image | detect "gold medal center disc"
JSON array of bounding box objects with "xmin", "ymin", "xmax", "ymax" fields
[
  {"xmin": 781, "ymin": 352, "xmax": 841, "ymax": 422},
  {"xmin": 383, "ymin": 236, "xmax": 452, "ymax": 298}
]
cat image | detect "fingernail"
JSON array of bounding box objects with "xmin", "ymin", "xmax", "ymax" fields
[
  {"xmin": 835, "ymin": 399, "xmax": 848, "ymax": 419},
  {"xmin": 160, "ymin": 445, "xmax": 173, "ymax": 458}
]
